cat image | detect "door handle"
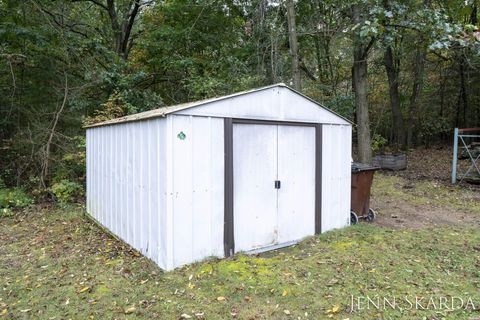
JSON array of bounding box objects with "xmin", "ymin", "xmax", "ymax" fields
[{"xmin": 274, "ymin": 180, "xmax": 281, "ymax": 189}]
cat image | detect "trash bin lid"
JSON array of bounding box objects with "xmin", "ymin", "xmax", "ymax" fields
[{"xmin": 351, "ymin": 162, "xmax": 380, "ymax": 172}]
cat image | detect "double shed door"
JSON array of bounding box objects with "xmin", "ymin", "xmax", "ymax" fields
[{"xmin": 233, "ymin": 122, "xmax": 316, "ymax": 253}]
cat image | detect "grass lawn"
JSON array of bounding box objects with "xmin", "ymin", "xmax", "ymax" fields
[{"xmin": 1, "ymin": 174, "xmax": 479, "ymax": 319}]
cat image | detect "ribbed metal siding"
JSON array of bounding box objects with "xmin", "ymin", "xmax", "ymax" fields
[
  {"xmin": 87, "ymin": 116, "xmax": 351, "ymax": 271},
  {"xmin": 321, "ymin": 124, "xmax": 352, "ymax": 231},
  {"xmin": 168, "ymin": 115, "xmax": 225, "ymax": 269},
  {"xmin": 86, "ymin": 118, "xmax": 168, "ymax": 269}
]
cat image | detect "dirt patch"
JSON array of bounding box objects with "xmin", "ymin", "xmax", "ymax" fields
[
  {"xmin": 371, "ymin": 197, "xmax": 480, "ymax": 229},
  {"xmin": 392, "ymin": 145, "xmax": 453, "ymax": 181},
  {"xmin": 383, "ymin": 145, "xmax": 480, "ymax": 189},
  {"xmin": 370, "ymin": 171, "xmax": 480, "ymax": 229}
]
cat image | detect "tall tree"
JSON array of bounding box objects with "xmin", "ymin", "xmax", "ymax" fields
[
  {"xmin": 383, "ymin": 44, "xmax": 405, "ymax": 148},
  {"xmin": 286, "ymin": 0, "xmax": 301, "ymax": 90},
  {"xmin": 351, "ymin": 3, "xmax": 373, "ymax": 164},
  {"xmin": 72, "ymin": 0, "xmax": 145, "ymax": 59},
  {"xmin": 406, "ymin": 47, "xmax": 426, "ymax": 147}
]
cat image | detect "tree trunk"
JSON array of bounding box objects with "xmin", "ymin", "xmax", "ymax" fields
[
  {"xmin": 384, "ymin": 45, "xmax": 405, "ymax": 148},
  {"xmin": 459, "ymin": 56, "xmax": 470, "ymax": 128},
  {"xmin": 407, "ymin": 48, "xmax": 426, "ymax": 148},
  {"xmin": 286, "ymin": 0, "xmax": 301, "ymax": 90},
  {"xmin": 40, "ymin": 71, "xmax": 68, "ymax": 189},
  {"xmin": 254, "ymin": 0, "xmax": 267, "ymax": 79},
  {"xmin": 352, "ymin": 4, "xmax": 372, "ymax": 164},
  {"xmin": 87, "ymin": 0, "xmax": 141, "ymax": 59}
]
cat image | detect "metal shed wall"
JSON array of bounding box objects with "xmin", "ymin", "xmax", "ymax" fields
[
  {"xmin": 86, "ymin": 118, "xmax": 168, "ymax": 269},
  {"xmin": 167, "ymin": 114, "xmax": 351, "ymax": 269},
  {"xmin": 166, "ymin": 115, "xmax": 225, "ymax": 270},
  {"xmin": 321, "ymin": 124, "xmax": 352, "ymax": 231},
  {"xmin": 86, "ymin": 85, "xmax": 352, "ymax": 271},
  {"xmin": 176, "ymin": 86, "xmax": 349, "ymax": 125}
]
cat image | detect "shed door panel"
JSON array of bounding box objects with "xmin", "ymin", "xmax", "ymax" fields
[
  {"xmin": 277, "ymin": 125, "xmax": 316, "ymax": 243},
  {"xmin": 233, "ymin": 124, "xmax": 278, "ymax": 252}
]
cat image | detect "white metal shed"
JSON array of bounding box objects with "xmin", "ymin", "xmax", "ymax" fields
[{"xmin": 85, "ymin": 83, "xmax": 352, "ymax": 271}]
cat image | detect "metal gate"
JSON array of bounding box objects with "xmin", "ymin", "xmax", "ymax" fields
[{"xmin": 451, "ymin": 128, "xmax": 480, "ymax": 184}]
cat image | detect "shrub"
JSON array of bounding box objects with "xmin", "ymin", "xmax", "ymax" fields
[
  {"xmin": 371, "ymin": 134, "xmax": 388, "ymax": 153},
  {"xmin": 0, "ymin": 188, "xmax": 33, "ymax": 217},
  {"xmin": 51, "ymin": 179, "xmax": 84, "ymax": 203},
  {"xmin": 52, "ymin": 135, "xmax": 86, "ymax": 184}
]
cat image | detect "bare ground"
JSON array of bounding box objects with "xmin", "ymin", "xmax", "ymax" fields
[
  {"xmin": 369, "ymin": 146, "xmax": 480, "ymax": 229},
  {"xmin": 372, "ymin": 197, "xmax": 480, "ymax": 229}
]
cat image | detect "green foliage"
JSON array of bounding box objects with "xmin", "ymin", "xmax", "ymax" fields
[
  {"xmin": 136, "ymin": 0, "xmax": 263, "ymax": 103},
  {"xmin": 52, "ymin": 136, "xmax": 86, "ymax": 183},
  {"xmin": 324, "ymin": 94, "xmax": 355, "ymax": 121},
  {"xmin": 417, "ymin": 116, "xmax": 451, "ymax": 146},
  {"xmin": 83, "ymin": 92, "xmax": 136, "ymax": 125},
  {"xmin": 0, "ymin": 188, "xmax": 33, "ymax": 216},
  {"xmin": 371, "ymin": 133, "xmax": 388, "ymax": 153},
  {"xmin": 2, "ymin": 0, "xmax": 480, "ymax": 192},
  {"xmin": 51, "ymin": 180, "xmax": 84, "ymax": 204}
]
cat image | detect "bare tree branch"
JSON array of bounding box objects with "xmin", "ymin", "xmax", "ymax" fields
[
  {"xmin": 71, "ymin": 0, "xmax": 108, "ymax": 11},
  {"xmin": 40, "ymin": 71, "xmax": 68, "ymax": 189}
]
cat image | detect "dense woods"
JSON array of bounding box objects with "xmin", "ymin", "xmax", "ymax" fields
[{"xmin": 1, "ymin": 0, "xmax": 480, "ymax": 202}]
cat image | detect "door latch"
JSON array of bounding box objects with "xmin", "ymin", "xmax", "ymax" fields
[{"xmin": 274, "ymin": 180, "xmax": 281, "ymax": 189}]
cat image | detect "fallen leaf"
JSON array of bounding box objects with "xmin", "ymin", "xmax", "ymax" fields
[
  {"xmin": 78, "ymin": 286, "xmax": 90, "ymax": 293},
  {"xmin": 327, "ymin": 279, "xmax": 339, "ymax": 286},
  {"xmin": 244, "ymin": 295, "xmax": 251, "ymax": 302},
  {"xmin": 180, "ymin": 314, "xmax": 192, "ymax": 319},
  {"xmin": 282, "ymin": 290, "xmax": 288, "ymax": 297},
  {"xmin": 0, "ymin": 309, "xmax": 7, "ymax": 316},
  {"xmin": 216, "ymin": 296, "xmax": 226, "ymax": 301},
  {"xmin": 124, "ymin": 306, "xmax": 136, "ymax": 314},
  {"xmin": 20, "ymin": 309, "xmax": 31, "ymax": 313},
  {"xmin": 283, "ymin": 309, "xmax": 290, "ymax": 315},
  {"xmin": 332, "ymin": 305, "xmax": 340, "ymax": 313}
]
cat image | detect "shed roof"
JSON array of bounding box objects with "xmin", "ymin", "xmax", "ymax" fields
[{"xmin": 85, "ymin": 83, "xmax": 351, "ymax": 128}]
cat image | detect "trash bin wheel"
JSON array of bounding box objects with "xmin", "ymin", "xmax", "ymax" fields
[
  {"xmin": 366, "ymin": 208, "xmax": 376, "ymax": 222},
  {"xmin": 350, "ymin": 211, "xmax": 359, "ymax": 225}
]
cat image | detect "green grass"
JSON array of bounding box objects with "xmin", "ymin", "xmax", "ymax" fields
[
  {"xmin": 1, "ymin": 175, "xmax": 479, "ymax": 319},
  {"xmin": 373, "ymin": 173, "xmax": 480, "ymax": 214}
]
